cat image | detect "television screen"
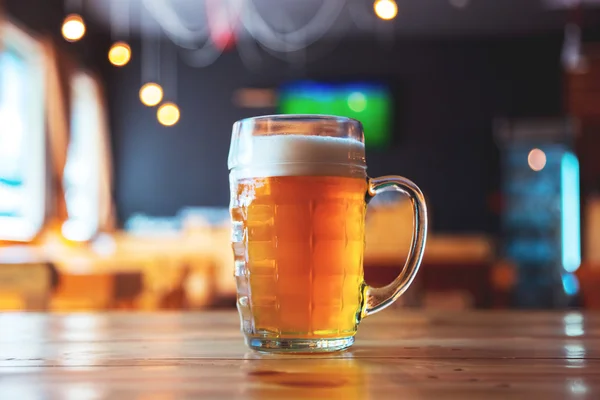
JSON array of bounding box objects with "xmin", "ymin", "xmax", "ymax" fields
[{"xmin": 278, "ymin": 81, "xmax": 393, "ymax": 149}]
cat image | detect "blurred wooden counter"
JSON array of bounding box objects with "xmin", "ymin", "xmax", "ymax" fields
[
  {"xmin": 365, "ymin": 234, "xmax": 499, "ymax": 309},
  {"xmin": 1, "ymin": 310, "xmax": 599, "ymax": 399}
]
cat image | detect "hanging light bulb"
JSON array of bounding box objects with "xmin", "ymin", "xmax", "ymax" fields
[
  {"xmin": 374, "ymin": 0, "xmax": 398, "ymax": 21},
  {"xmin": 157, "ymin": 102, "xmax": 180, "ymax": 126},
  {"xmin": 108, "ymin": 42, "xmax": 132, "ymax": 67},
  {"xmin": 139, "ymin": 83, "xmax": 164, "ymax": 107},
  {"xmin": 62, "ymin": 14, "xmax": 86, "ymax": 42}
]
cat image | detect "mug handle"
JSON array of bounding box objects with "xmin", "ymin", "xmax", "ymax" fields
[{"xmin": 361, "ymin": 175, "xmax": 428, "ymax": 317}]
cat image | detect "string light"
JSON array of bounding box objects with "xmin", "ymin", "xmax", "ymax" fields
[
  {"xmin": 108, "ymin": 42, "xmax": 132, "ymax": 67},
  {"xmin": 139, "ymin": 83, "xmax": 164, "ymax": 107},
  {"xmin": 374, "ymin": 0, "xmax": 398, "ymax": 21},
  {"xmin": 62, "ymin": 14, "xmax": 86, "ymax": 42},
  {"xmin": 157, "ymin": 102, "xmax": 180, "ymax": 126},
  {"xmin": 143, "ymin": 0, "xmax": 345, "ymax": 61}
]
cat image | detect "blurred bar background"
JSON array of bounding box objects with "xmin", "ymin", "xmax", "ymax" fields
[{"xmin": 1, "ymin": 0, "xmax": 600, "ymax": 312}]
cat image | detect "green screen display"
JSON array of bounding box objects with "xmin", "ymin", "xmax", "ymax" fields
[{"xmin": 278, "ymin": 81, "xmax": 393, "ymax": 149}]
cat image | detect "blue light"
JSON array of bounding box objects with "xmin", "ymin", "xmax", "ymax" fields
[
  {"xmin": 560, "ymin": 152, "xmax": 581, "ymax": 273},
  {"xmin": 561, "ymin": 273, "xmax": 580, "ymax": 296}
]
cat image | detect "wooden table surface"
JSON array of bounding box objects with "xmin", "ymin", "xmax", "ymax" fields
[{"xmin": 1, "ymin": 310, "xmax": 598, "ymax": 399}]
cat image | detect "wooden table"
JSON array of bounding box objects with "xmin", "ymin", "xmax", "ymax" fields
[{"xmin": 1, "ymin": 311, "xmax": 599, "ymax": 399}]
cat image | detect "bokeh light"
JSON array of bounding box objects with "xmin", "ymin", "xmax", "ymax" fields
[
  {"xmin": 347, "ymin": 92, "xmax": 367, "ymax": 112},
  {"xmin": 62, "ymin": 14, "xmax": 86, "ymax": 42},
  {"xmin": 157, "ymin": 103, "xmax": 180, "ymax": 126},
  {"xmin": 108, "ymin": 42, "xmax": 132, "ymax": 67},
  {"xmin": 139, "ymin": 83, "xmax": 163, "ymax": 107},
  {"xmin": 528, "ymin": 148, "xmax": 547, "ymax": 172},
  {"xmin": 374, "ymin": 0, "xmax": 398, "ymax": 21},
  {"xmin": 561, "ymin": 273, "xmax": 580, "ymax": 296}
]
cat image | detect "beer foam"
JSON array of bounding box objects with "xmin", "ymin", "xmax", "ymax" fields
[{"xmin": 228, "ymin": 135, "xmax": 366, "ymax": 179}]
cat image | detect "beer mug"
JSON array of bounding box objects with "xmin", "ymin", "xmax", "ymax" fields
[{"xmin": 228, "ymin": 115, "xmax": 427, "ymax": 352}]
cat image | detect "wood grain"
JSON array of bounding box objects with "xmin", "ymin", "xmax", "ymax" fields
[{"xmin": 1, "ymin": 310, "xmax": 599, "ymax": 399}]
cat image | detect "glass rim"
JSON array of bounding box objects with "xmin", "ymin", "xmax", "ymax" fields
[{"xmin": 234, "ymin": 114, "xmax": 362, "ymax": 126}]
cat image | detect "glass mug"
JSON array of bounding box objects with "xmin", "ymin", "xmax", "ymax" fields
[{"xmin": 228, "ymin": 115, "xmax": 427, "ymax": 352}]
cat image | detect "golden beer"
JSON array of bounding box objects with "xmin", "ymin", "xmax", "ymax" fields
[
  {"xmin": 231, "ymin": 175, "xmax": 368, "ymax": 339},
  {"xmin": 229, "ymin": 115, "xmax": 427, "ymax": 353}
]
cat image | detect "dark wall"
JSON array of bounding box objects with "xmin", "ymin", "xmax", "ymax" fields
[
  {"xmin": 5, "ymin": 0, "xmax": 110, "ymax": 81},
  {"xmin": 5, "ymin": 0, "xmax": 64, "ymax": 34},
  {"xmin": 108, "ymin": 35, "xmax": 564, "ymax": 234}
]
